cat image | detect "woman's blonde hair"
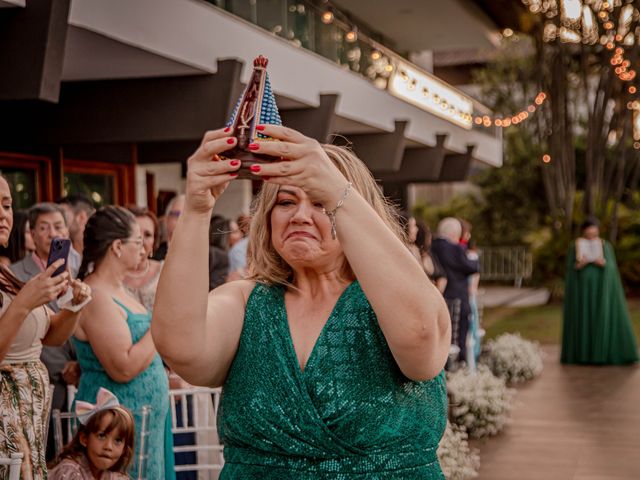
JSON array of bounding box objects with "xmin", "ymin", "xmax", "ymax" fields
[{"xmin": 247, "ymin": 144, "xmax": 406, "ymax": 286}]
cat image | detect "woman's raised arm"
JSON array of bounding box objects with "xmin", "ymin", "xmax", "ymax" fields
[{"xmin": 152, "ymin": 128, "xmax": 248, "ymax": 387}]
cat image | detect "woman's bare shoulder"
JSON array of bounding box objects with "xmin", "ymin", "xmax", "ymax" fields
[{"xmin": 209, "ymin": 279, "xmax": 256, "ymax": 302}]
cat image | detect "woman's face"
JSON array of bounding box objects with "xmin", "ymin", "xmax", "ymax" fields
[
  {"xmin": 120, "ymin": 222, "xmax": 146, "ymax": 271},
  {"xmin": 135, "ymin": 215, "xmax": 155, "ymax": 258},
  {"xmin": 583, "ymin": 225, "xmax": 599, "ymax": 240},
  {"xmin": 270, "ymin": 186, "xmax": 344, "ymax": 272},
  {"xmin": 0, "ymin": 178, "xmax": 14, "ymax": 248}
]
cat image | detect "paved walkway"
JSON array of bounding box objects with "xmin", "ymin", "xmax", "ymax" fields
[
  {"xmin": 474, "ymin": 345, "xmax": 640, "ymax": 479},
  {"xmin": 479, "ymin": 286, "xmax": 551, "ymax": 308}
]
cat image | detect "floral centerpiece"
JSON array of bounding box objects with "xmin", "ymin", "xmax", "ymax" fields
[
  {"xmin": 482, "ymin": 333, "xmax": 544, "ymax": 383},
  {"xmin": 437, "ymin": 421, "xmax": 480, "ymax": 479},
  {"xmin": 447, "ymin": 365, "xmax": 515, "ymax": 438}
]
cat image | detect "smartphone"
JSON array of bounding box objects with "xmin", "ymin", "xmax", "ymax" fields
[{"xmin": 47, "ymin": 238, "xmax": 72, "ymax": 277}]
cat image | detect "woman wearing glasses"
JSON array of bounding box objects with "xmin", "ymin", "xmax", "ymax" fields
[{"xmin": 73, "ymin": 206, "xmax": 175, "ymax": 479}]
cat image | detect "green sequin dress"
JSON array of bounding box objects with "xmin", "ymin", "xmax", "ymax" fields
[{"xmin": 218, "ymin": 281, "xmax": 447, "ymax": 479}]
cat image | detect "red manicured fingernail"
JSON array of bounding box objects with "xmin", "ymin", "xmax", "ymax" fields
[
  {"xmin": 250, "ymin": 164, "xmax": 261, "ymax": 172},
  {"xmin": 263, "ymin": 176, "xmax": 271, "ymax": 181},
  {"xmin": 256, "ymin": 125, "xmax": 265, "ymax": 131},
  {"xmin": 226, "ymin": 138, "xmax": 235, "ymax": 144},
  {"xmin": 224, "ymin": 127, "xmax": 230, "ymax": 132},
  {"xmin": 230, "ymin": 173, "xmax": 238, "ymax": 177},
  {"xmin": 230, "ymin": 160, "xmax": 240, "ymax": 167},
  {"xmin": 248, "ymin": 143, "xmax": 259, "ymax": 151}
]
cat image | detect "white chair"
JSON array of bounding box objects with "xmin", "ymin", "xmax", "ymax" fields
[
  {"xmin": 169, "ymin": 387, "xmax": 224, "ymax": 479},
  {"xmin": 0, "ymin": 452, "xmax": 24, "ymax": 480},
  {"xmin": 51, "ymin": 405, "xmax": 151, "ymax": 480}
]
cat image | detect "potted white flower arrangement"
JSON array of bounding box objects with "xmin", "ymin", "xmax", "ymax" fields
[
  {"xmin": 447, "ymin": 365, "xmax": 515, "ymax": 438},
  {"xmin": 437, "ymin": 421, "xmax": 480, "ymax": 479},
  {"xmin": 482, "ymin": 333, "xmax": 544, "ymax": 384}
]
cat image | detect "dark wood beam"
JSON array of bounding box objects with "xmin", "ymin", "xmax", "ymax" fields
[
  {"xmin": 439, "ymin": 144, "xmax": 476, "ymax": 182},
  {"xmin": 376, "ymin": 134, "xmax": 447, "ymax": 182},
  {"xmin": 343, "ymin": 120, "xmax": 407, "ymax": 172},
  {"xmin": 280, "ymin": 94, "xmax": 338, "ymax": 143},
  {"xmin": 42, "ymin": 59, "xmax": 243, "ymax": 144},
  {"xmin": 0, "ymin": 0, "xmax": 70, "ymax": 102}
]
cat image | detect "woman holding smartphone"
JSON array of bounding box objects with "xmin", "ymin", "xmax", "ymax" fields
[{"xmin": 0, "ymin": 175, "xmax": 92, "ymax": 480}]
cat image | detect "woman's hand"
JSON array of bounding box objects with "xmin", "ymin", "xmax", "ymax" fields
[
  {"xmin": 185, "ymin": 128, "xmax": 242, "ymax": 214},
  {"xmin": 245, "ymin": 125, "xmax": 349, "ymax": 208},
  {"xmin": 14, "ymin": 260, "xmax": 69, "ymax": 311},
  {"xmin": 69, "ymin": 278, "xmax": 92, "ymax": 306},
  {"xmin": 594, "ymin": 257, "xmax": 606, "ymax": 267}
]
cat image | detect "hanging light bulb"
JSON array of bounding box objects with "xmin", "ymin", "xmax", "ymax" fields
[{"xmin": 321, "ymin": 9, "xmax": 334, "ymax": 24}]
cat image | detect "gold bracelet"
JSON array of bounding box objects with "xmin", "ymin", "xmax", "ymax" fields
[{"xmin": 323, "ymin": 183, "xmax": 353, "ymax": 240}]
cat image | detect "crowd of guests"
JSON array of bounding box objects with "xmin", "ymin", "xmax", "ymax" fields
[
  {"xmin": 405, "ymin": 214, "xmax": 481, "ymax": 367},
  {"xmin": 0, "ymin": 174, "xmax": 250, "ymax": 479}
]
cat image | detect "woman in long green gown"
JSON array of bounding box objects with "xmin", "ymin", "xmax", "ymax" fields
[
  {"xmin": 153, "ymin": 124, "xmax": 452, "ymax": 479},
  {"xmin": 561, "ymin": 218, "xmax": 639, "ymax": 365}
]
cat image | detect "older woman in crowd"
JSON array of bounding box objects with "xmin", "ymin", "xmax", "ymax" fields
[
  {"xmin": 153, "ymin": 126, "xmax": 451, "ymax": 478},
  {"xmin": 73, "ymin": 206, "xmax": 174, "ymax": 479},
  {"xmin": 0, "ymin": 175, "xmax": 91, "ymax": 480},
  {"xmin": 124, "ymin": 206, "xmax": 164, "ymax": 313}
]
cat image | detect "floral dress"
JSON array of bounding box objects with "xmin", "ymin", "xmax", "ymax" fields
[{"xmin": 0, "ymin": 291, "xmax": 51, "ymax": 480}]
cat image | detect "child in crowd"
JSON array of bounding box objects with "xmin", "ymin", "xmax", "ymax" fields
[{"xmin": 48, "ymin": 388, "xmax": 135, "ymax": 480}]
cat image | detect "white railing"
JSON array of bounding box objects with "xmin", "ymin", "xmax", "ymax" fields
[{"xmin": 478, "ymin": 246, "xmax": 532, "ymax": 287}]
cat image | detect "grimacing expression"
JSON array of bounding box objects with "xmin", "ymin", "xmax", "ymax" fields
[
  {"xmin": 269, "ymin": 186, "xmax": 344, "ymax": 270},
  {"xmin": 0, "ymin": 178, "xmax": 13, "ymax": 247}
]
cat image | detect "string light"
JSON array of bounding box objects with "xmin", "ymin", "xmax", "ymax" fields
[
  {"xmin": 524, "ymin": 0, "xmax": 640, "ymax": 128},
  {"xmin": 473, "ymin": 92, "xmax": 547, "ymax": 129},
  {"xmin": 345, "ymin": 27, "xmax": 358, "ymax": 43},
  {"xmin": 542, "ymin": 154, "xmax": 551, "ymax": 163},
  {"xmin": 321, "ymin": 9, "xmax": 334, "ymax": 24}
]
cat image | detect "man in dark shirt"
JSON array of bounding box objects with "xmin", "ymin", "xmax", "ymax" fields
[{"xmin": 430, "ymin": 217, "xmax": 479, "ymax": 363}]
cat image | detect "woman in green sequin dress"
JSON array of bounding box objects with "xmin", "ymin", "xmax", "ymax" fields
[{"xmin": 153, "ymin": 126, "xmax": 452, "ymax": 479}]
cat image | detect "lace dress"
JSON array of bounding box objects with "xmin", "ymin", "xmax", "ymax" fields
[
  {"xmin": 125, "ymin": 261, "xmax": 163, "ymax": 314},
  {"xmin": 72, "ymin": 300, "xmax": 175, "ymax": 479},
  {"xmin": 218, "ymin": 281, "xmax": 448, "ymax": 479}
]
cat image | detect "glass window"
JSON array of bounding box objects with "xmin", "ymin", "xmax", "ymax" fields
[
  {"xmin": 63, "ymin": 172, "xmax": 115, "ymax": 207},
  {"xmin": 0, "ymin": 168, "xmax": 37, "ymax": 209}
]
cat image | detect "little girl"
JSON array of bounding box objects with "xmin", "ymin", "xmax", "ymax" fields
[{"xmin": 48, "ymin": 388, "xmax": 135, "ymax": 480}]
